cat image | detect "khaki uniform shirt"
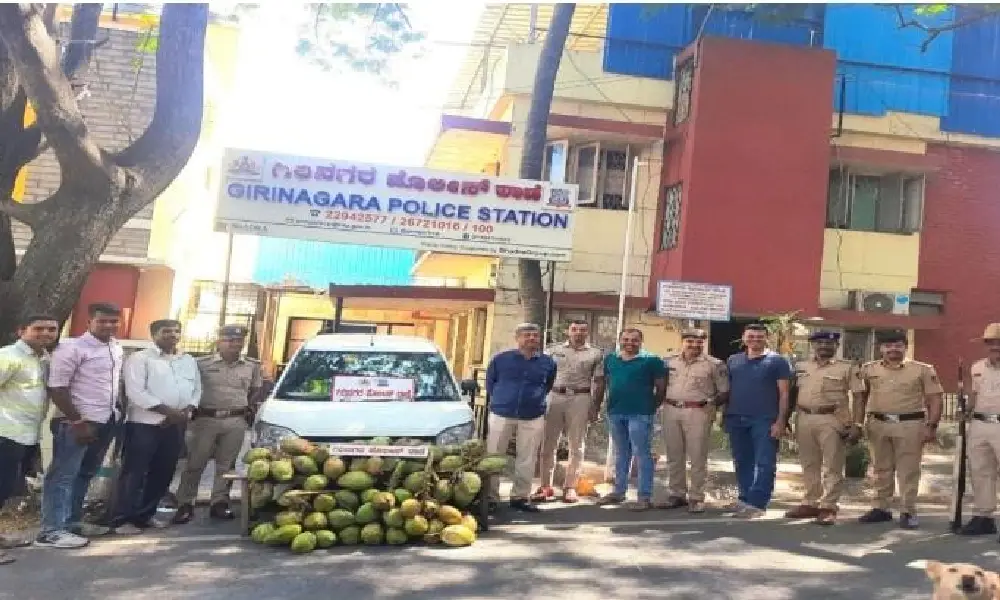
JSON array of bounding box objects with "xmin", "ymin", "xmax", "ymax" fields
[
  {"xmin": 664, "ymin": 353, "xmax": 728, "ymax": 404},
  {"xmin": 795, "ymin": 358, "xmax": 865, "ymax": 426},
  {"xmin": 970, "ymin": 358, "xmax": 1000, "ymax": 413},
  {"xmin": 197, "ymin": 354, "xmax": 263, "ymax": 410},
  {"xmin": 546, "ymin": 342, "xmax": 603, "ymax": 394},
  {"xmin": 861, "ymin": 359, "xmax": 944, "ymax": 414}
]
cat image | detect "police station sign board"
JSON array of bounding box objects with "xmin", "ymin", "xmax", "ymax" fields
[
  {"xmin": 214, "ymin": 148, "xmax": 579, "ymax": 262},
  {"xmin": 656, "ymin": 280, "xmax": 733, "ymax": 322}
]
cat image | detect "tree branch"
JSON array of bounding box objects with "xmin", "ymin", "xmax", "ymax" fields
[
  {"xmin": 62, "ymin": 4, "xmax": 102, "ymax": 80},
  {"xmin": 115, "ymin": 3, "xmax": 208, "ymax": 204},
  {"xmin": 0, "ymin": 195, "xmax": 38, "ymax": 227},
  {"xmin": 0, "ymin": 4, "xmax": 106, "ymax": 176},
  {"xmin": 892, "ymin": 4, "xmax": 1000, "ymax": 52}
]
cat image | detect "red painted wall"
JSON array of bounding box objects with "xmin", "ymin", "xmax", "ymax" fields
[
  {"xmin": 915, "ymin": 145, "xmax": 1000, "ymax": 390},
  {"xmin": 69, "ymin": 264, "xmax": 140, "ymax": 338},
  {"xmin": 650, "ymin": 37, "xmax": 835, "ymax": 316}
]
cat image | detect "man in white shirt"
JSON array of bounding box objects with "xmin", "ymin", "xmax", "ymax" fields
[
  {"xmin": 110, "ymin": 319, "xmax": 200, "ymax": 535},
  {"xmin": 0, "ymin": 314, "xmax": 58, "ymax": 564}
]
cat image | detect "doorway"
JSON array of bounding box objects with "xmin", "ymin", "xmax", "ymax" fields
[{"xmin": 709, "ymin": 317, "xmax": 758, "ymax": 361}]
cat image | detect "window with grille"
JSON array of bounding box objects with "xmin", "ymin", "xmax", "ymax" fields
[
  {"xmin": 660, "ymin": 184, "xmax": 682, "ymax": 250},
  {"xmin": 674, "ymin": 59, "xmax": 694, "ymax": 126},
  {"xmin": 542, "ymin": 141, "xmax": 636, "ymax": 211}
]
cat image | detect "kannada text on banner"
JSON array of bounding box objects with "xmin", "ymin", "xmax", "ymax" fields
[{"xmin": 214, "ymin": 149, "xmax": 580, "ymax": 262}]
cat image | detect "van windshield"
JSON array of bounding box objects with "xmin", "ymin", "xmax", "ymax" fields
[{"xmin": 274, "ymin": 350, "xmax": 460, "ymax": 402}]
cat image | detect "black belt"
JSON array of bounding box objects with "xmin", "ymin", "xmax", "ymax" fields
[
  {"xmin": 869, "ymin": 411, "xmax": 925, "ymax": 423},
  {"xmin": 552, "ymin": 386, "xmax": 591, "ymax": 394},
  {"xmin": 798, "ymin": 405, "xmax": 838, "ymax": 415},
  {"xmin": 666, "ymin": 399, "xmax": 709, "ymax": 409},
  {"xmin": 973, "ymin": 412, "xmax": 1000, "ymax": 424},
  {"xmin": 195, "ymin": 408, "xmax": 247, "ymax": 419}
]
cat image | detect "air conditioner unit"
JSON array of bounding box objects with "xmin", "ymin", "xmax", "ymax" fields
[{"xmin": 849, "ymin": 290, "xmax": 911, "ymax": 315}]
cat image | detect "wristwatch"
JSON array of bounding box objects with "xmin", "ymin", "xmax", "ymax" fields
[{"xmin": 926, "ymin": 422, "xmax": 939, "ymax": 429}]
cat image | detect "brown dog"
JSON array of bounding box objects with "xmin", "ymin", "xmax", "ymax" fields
[{"xmin": 926, "ymin": 561, "xmax": 1000, "ymax": 599}]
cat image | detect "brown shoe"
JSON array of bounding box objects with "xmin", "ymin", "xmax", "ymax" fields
[
  {"xmin": 815, "ymin": 508, "xmax": 837, "ymax": 526},
  {"xmin": 783, "ymin": 504, "xmax": 821, "ymax": 519},
  {"xmin": 172, "ymin": 504, "xmax": 194, "ymax": 525}
]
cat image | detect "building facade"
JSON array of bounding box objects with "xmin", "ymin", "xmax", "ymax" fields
[{"xmin": 407, "ymin": 4, "xmax": 1000, "ymax": 388}]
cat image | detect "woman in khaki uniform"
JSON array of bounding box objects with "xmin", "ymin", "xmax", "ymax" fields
[
  {"xmin": 857, "ymin": 329, "xmax": 944, "ymax": 530},
  {"xmin": 958, "ymin": 323, "xmax": 1000, "ymax": 537}
]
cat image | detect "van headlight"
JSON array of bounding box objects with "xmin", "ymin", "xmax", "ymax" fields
[
  {"xmin": 436, "ymin": 422, "xmax": 474, "ymax": 445},
  {"xmin": 254, "ymin": 421, "xmax": 298, "ymax": 449}
]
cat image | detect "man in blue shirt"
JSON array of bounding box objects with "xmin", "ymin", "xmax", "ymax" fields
[
  {"xmin": 594, "ymin": 328, "xmax": 667, "ymax": 510},
  {"xmin": 485, "ymin": 323, "xmax": 557, "ymax": 513},
  {"xmin": 723, "ymin": 323, "xmax": 792, "ymax": 519}
]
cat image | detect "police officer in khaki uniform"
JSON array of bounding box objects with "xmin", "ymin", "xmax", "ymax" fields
[
  {"xmin": 783, "ymin": 331, "xmax": 866, "ymax": 525},
  {"xmin": 857, "ymin": 329, "xmax": 944, "ymax": 529},
  {"xmin": 173, "ymin": 325, "xmax": 263, "ymax": 524},
  {"xmin": 534, "ymin": 319, "xmax": 604, "ymax": 504},
  {"xmin": 653, "ymin": 329, "xmax": 728, "ymax": 513},
  {"xmin": 958, "ymin": 323, "xmax": 1000, "ymax": 536}
]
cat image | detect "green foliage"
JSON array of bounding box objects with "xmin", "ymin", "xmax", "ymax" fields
[
  {"xmin": 915, "ymin": 4, "xmax": 950, "ymax": 16},
  {"xmin": 296, "ymin": 3, "xmax": 425, "ymax": 83},
  {"xmin": 845, "ymin": 443, "xmax": 870, "ymax": 479}
]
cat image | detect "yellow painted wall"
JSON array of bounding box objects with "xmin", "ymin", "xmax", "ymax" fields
[
  {"xmin": 819, "ymin": 229, "xmax": 920, "ymax": 309},
  {"xmin": 412, "ymin": 254, "xmax": 494, "ymax": 288},
  {"xmin": 504, "ymin": 43, "xmax": 673, "ymax": 112},
  {"xmin": 130, "ymin": 268, "xmax": 175, "ymax": 339}
]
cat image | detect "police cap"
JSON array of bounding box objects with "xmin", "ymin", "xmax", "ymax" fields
[
  {"xmin": 218, "ymin": 324, "xmax": 248, "ymax": 339},
  {"xmin": 681, "ymin": 328, "xmax": 708, "ymax": 340},
  {"xmin": 808, "ymin": 330, "xmax": 841, "ymax": 342},
  {"xmin": 875, "ymin": 329, "xmax": 907, "ymax": 344}
]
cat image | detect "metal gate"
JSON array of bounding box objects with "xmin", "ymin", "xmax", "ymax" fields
[{"xmin": 177, "ymin": 280, "xmax": 263, "ymax": 356}]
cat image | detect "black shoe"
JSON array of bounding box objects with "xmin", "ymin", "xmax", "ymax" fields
[
  {"xmin": 959, "ymin": 516, "xmax": 998, "ymax": 536},
  {"xmin": 172, "ymin": 504, "xmax": 194, "ymax": 525},
  {"xmin": 857, "ymin": 508, "xmax": 893, "ymax": 524},
  {"xmin": 509, "ymin": 499, "xmax": 540, "ymax": 513},
  {"xmin": 209, "ymin": 503, "xmax": 235, "ymax": 520},
  {"xmin": 899, "ymin": 512, "xmax": 919, "ymax": 529}
]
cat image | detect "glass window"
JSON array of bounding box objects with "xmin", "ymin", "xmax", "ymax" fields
[
  {"xmin": 274, "ymin": 350, "xmax": 460, "ymax": 402},
  {"xmin": 849, "ymin": 175, "xmax": 879, "ymax": 231},
  {"xmin": 575, "ymin": 145, "xmax": 598, "ymax": 205}
]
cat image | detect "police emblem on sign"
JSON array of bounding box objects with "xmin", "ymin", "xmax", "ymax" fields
[{"xmin": 548, "ymin": 187, "xmax": 571, "ymax": 208}]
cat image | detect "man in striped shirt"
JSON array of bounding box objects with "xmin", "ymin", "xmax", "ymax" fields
[{"xmin": 0, "ymin": 314, "xmax": 59, "ymax": 565}]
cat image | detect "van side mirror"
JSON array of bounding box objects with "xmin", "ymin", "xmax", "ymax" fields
[{"xmin": 460, "ymin": 379, "xmax": 479, "ymax": 396}]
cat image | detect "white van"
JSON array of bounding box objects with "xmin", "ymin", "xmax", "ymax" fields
[{"xmin": 252, "ymin": 334, "xmax": 476, "ymax": 448}]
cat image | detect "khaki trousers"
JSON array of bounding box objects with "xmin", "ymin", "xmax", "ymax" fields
[
  {"xmin": 866, "ymin": 419, "xmax": 924, "ymax": 513},
  {"xmin": 487, "ymin": 413, "xmax": 545, "ymax": 501},
  {"xmin": 175, "ymin": 415, "xmax": 247, "ymax": 505},
  {"xmin": 967, "ymin": 420, "xmax": 1000, "ymax": 517},
  {"xmin": 538, "ymin": 393, "xmax": 591, "ymax": 489},
  {"xmin": 660, "ymin": 404, "xmax": 713, "ymax": 502},
  {"xmin": 795, "ymin": 413, "xmax": 846, "ymax": 509}
]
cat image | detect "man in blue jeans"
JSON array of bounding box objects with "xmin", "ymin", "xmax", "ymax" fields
[
  {"xmin": 723, "ymin": 323, "xmax": 792, "ymax": 519},
  {"xmin": 36, "ymin": 303, "xmax": 124, "ymax": 548},
  {"xmin": 595, "ymin": 328, "xmax": 667, "ymax": 510}
]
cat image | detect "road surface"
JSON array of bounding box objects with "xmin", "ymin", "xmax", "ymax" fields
[{"xmin": 3, "ymin": 501, "xmax": 996, "ymax": 600}]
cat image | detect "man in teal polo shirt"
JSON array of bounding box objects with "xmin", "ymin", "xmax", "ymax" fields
[{"xmin": 593, "ymin": 328, "xmax": 667, "ymax": 510}]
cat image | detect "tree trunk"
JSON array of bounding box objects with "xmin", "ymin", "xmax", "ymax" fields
[
  {"xmin": 516, "ymin": 4, "xmax": 575, "ymax": 328},
  {"xmin": 0, "ymin": 4, "xmax": 208, "ymax": 342}
]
